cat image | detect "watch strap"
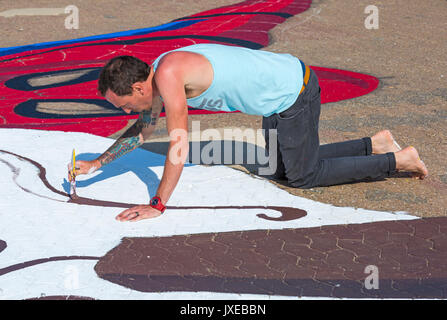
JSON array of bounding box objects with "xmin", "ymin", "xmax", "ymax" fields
[{"xmin": 150, "ymin": 196, "xmax": 166, "ymax": 213}]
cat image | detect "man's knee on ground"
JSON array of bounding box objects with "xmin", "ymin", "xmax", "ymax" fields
[{"xmin": 287, "ymin": 171, "xmax": 320, "ymax": 189}]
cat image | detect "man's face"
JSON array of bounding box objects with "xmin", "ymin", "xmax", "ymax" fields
[{"xmin": 105, "ymin": 83, "xmax": 152, "ymax": 114}]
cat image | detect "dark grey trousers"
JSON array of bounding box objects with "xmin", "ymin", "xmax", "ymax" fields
[{"xmin": 262, "ymin": 68, "xmax": 396, "ymax": 188}]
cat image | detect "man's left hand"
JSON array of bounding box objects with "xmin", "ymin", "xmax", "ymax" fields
[{"xmin": 115, "ymin": 205, "xmax": 162, "ymax": 222}]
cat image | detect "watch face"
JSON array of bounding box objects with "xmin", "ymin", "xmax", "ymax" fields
[{"xmin": 151, "ymin": 198, "xmax": 159, "ymax": 206}]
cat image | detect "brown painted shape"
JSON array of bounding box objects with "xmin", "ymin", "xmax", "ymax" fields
[
  {"xmin": 0, "ymin": 240, "xmax": 6, "ymax": 254},
  {"xmin": 0, "ymin": 256, "xmax": 100, "ymax": 277},
  {"xmin": 0, "ymin": 150, "xmax": 67, "ymax": 200},
  {"xmin": 0, "ymin": 149, "xmax": 307, "ymax": 222},
  {"xmin": 68, "ymin": 197, "xmax": 307, "ymax": 222},
  {"xmin": 95, "ymin": 217, "xmax": 447, "ymax": 299}
]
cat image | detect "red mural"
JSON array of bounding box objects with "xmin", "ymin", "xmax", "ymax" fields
[{"xmin": 0, "ymin": 0, "xmax": 378, "ymax": 137}]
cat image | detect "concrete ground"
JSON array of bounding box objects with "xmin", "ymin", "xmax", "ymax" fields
[
  {"xmin": 0, "ymin": 0, "xmax": 445, "ymax": 217},
  {"xmin": 1, "ymin": 0, "xmax": 447, "ymax": 301}
]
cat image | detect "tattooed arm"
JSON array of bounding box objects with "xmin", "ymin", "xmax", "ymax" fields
[
  {"xmin": 97, "ymin": 98, "xmax": 163, "ymax": 167},
  {"xmin": 68, "ymin": 98, "xmax": 163, "ymax": 179}
]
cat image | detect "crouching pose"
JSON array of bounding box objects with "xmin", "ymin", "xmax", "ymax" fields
[{"xmin": 69, "ymin": 44, "xmax": 428, "ymax": 221}]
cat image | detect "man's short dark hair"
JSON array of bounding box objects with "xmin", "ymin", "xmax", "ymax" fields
[{"xmin": 98, "ymin": 55, "xmax": 151, "ymax": 96}]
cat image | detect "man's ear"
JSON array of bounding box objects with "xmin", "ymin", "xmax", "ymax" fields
[{"xmin": 132, "ymin": 82, "xmax": 145, "ymax": 95}]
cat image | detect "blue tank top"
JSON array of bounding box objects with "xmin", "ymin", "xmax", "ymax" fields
[{"xmin": 151, "ymin": 44, "xmax": 303, "ymax": 116}]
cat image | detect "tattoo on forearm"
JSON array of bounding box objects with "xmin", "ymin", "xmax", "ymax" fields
[
  {"xmin": 137, "ymin": 110, "xmax": 153, "ymax": 128},
  {"xmin": 139, "ymin": 110, "xmax": 159, "ymax": 128},
  {"xmin": 97, "ymin": 106, "xmax": 161, "ymax": 166},
  {"xmin": 140, "ymin": 110, "xmax": 152, "ymax": 122},
  {"xmin": 151, "ymin": 113, "xmax": 158, "ymax": 125},
  {"xmin": 98, "ymin": 136, "xmax": 142, "ymax": 166}
]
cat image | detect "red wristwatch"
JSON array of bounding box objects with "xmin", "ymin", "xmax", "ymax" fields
[{"xmin": 150, "ymin": 196, "xmax": 166, "ymax": 214}]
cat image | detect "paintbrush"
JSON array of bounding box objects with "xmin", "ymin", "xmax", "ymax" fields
[{"xmin": 69, "ymin": 148, "xmax": 79, "ymax": 199}]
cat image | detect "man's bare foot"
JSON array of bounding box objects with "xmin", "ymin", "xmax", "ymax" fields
[
  {"xmin": 371, "ymin": 130, "xmax": 402, "ymax": 154},
  {"xmin": 395, "ymin": 146, "xmax": 428, "ymax": 179}
]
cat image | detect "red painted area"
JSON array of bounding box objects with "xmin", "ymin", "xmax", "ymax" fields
[
  {"xmin": 0, "ymin": 0, "xmax": 378, "ymax": 137},
  {"xmin": 313, "ymin": 67, "xmax": 379, "ymax": 103}
]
